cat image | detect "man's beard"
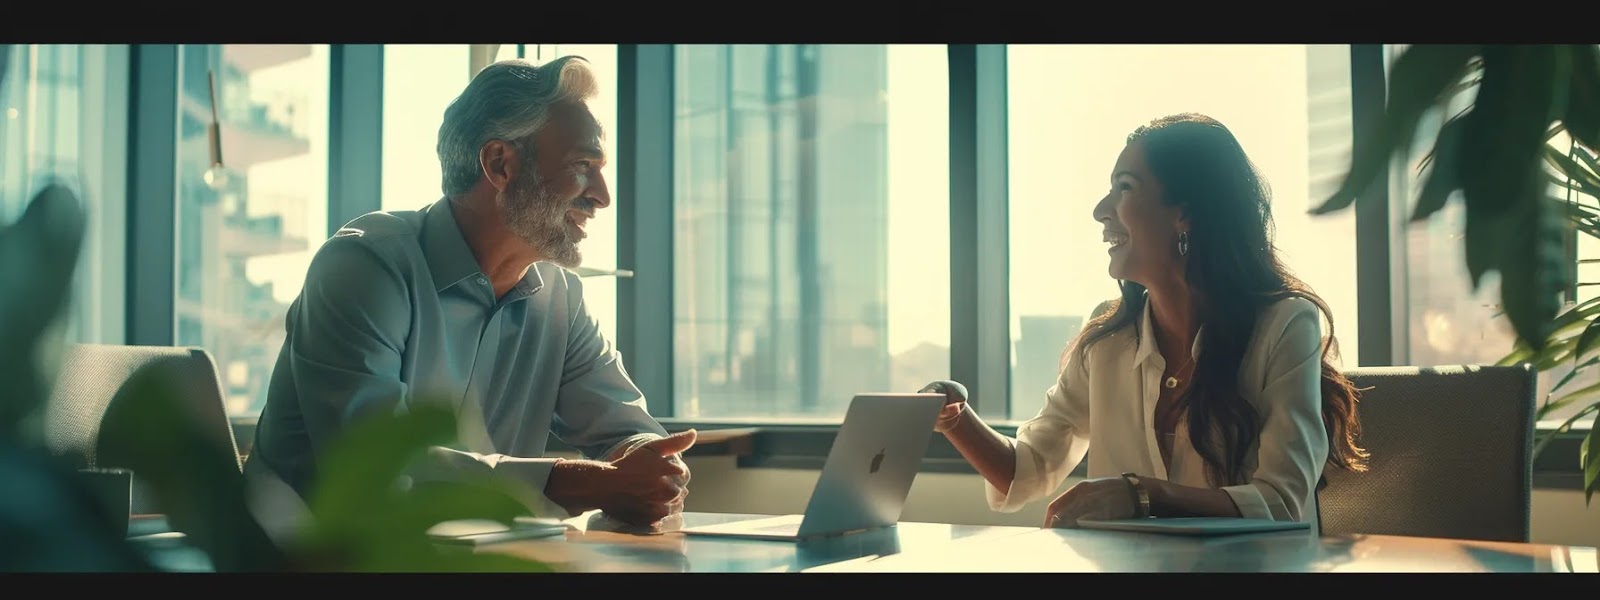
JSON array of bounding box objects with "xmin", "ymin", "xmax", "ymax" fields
[{"xmin": 499, "ymin": 172, "xmax": 586, "ymax": 269}]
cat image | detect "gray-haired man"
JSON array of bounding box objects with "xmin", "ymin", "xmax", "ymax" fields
[{"xmin": 247, "ymin": 57, "xmax": 692, "ymax": 527}]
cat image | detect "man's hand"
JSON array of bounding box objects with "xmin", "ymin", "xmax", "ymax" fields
[
  {"xmin": 545, "ymin": 430, "xmax": 698, "ymax": 527},
  {"xmin": 608, "ymin": 430, "xmax": 696, "ymax": 523}
]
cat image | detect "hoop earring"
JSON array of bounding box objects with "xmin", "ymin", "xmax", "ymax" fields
[{"xmin": 1178, "ymin": 231, "xmax": 1190, "ymax": 256}]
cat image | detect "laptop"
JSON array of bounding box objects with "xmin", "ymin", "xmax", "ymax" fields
[{"xmin": 678, "ymin": 393, "xmax": 946, "ymax": 541}]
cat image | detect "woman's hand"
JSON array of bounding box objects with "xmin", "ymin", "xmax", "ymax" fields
[
  {"xmin": 1042, "ymin": 476, "xmax": 1139, "ymax": 528},
  {"xmin": 918, "ymin": 380, "xmax": 969, "ymax": 433}
]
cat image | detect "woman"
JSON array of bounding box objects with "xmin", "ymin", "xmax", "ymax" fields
[{"xmin": 923, "ymin": 113, "xmax": 1367, "ymax": 529}]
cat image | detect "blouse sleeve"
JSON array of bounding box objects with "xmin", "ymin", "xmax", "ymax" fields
[
  {"xmin": 990, "ymin": 343, "xmax": 1094, "ymax": 513},
  {"xmin": 1219, "ymin": 298, "xmax": 1330, "ymax": 522}
]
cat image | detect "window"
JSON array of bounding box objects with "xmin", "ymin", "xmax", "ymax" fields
[
  {"xmin": 672, "ymin": 44, "xmax": 951, "ymax": 420},
  {"xmin": 381, "ymin": 44, "xmax": 620, "ymax": 344},
  {"xmin": 175, "ymin": 45, "xmax": 329, "ymax": 416},
  {"xmin": 1005, "ymin": 45, "xmax": 1359, "ymax": 421},
  {"xmin": 1, "ymin": 44, "xmax": 127, "ymax": 345},
  {"xmin": 381, "ymin": 44, "xmax": 469, "ymax": 212}
]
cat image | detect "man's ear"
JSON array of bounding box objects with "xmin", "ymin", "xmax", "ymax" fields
[{"xmin": 478, "ymin": 139, "xmax": 523, "ymax": 193}]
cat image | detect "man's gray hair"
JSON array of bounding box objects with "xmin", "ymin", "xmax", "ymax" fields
[{"xmin": 436, "ymin": 56, "xmax": 599, "ymax": 197}]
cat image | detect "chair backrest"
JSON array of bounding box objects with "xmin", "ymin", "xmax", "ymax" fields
[
  {"xmin": 1318, "ymin": 364, "xmax": 1535, "ymax": 542},
  {"xmin": 43, "ymin": 344, "xmax": 241, "ymax": 512}
]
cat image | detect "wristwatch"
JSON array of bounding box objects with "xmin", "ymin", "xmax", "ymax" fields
[{"xmin": 1120, "ymin": 472, "xmax": 1152, "ymax": 519}]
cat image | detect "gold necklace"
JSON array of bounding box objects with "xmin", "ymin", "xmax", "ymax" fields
[{"xmin": 1164, "ymin": 354, "xmax": 1195, "ymax": 389}]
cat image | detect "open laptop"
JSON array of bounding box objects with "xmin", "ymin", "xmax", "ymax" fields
[{"xmin": 679, "ymin": 393, "xmax": 946, "ymax": 541}]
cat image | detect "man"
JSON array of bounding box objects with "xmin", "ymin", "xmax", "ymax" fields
[{"xmin": 246, "ymin": 56, "xmax": 692, "ymax": 527}]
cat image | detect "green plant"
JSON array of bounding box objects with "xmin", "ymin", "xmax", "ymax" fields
[
  {"xmin": 0, "ymin": 185, "xmax": 152, "ymax": 572},
  {"xmin": 1312, "ymin": 44, "xmax": 1600, "ymax": 503},
  {"xmin": 1, "ymin": 185, "xmax": 554, "ymax": 572}
]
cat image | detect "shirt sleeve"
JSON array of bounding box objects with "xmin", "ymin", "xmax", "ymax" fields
[
  {"xmin": 282, "ymin": 237, "xmax": 568, "ymax": 518},
  {"xmin": 989, "ymin": 343, "xmax": 1094, "ymax": 513},
  {"xmin": 548, "ymin": 271, "xmax": 669, "ymax": 462},
  {"xmin": 1219, "ymin": 298, "xmax": 1330, "ymax": 522}
]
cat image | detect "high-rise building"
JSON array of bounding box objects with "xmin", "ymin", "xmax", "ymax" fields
[
  {"xmin": 1010, "ymin": 315, "xmax": 1083, "ymax": 420},
  {"xmin": 674, "ymin": 45, "xmax": 890, "ymax": 418},
  {"xmin": 176, "ymin": 45, "xmax": 315, "ymax": 415}
]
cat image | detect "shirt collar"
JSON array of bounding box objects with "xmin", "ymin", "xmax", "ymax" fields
[
  {"xmin": 515, "ymin": 264, "xmax": 546, "ymax": 298},
  {"xmin": 421, "ymin": 197, "xmax": 482, "ymax": 293},
  {"xmin": 1131, "ymin": 290, "xmax": 1205, "ymax": 370},
  {"xmin": 420, "ymin": 197, "xmax": 550, "ymax": 299}
]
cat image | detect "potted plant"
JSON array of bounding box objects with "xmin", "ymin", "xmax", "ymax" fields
[
  {"xmin": 0, "ymin": 190, "xmax": 553, "ymax": 573},
  {"xmin": 1312, "ymin": 44, "xmax": 1600, "ymax": 503}
]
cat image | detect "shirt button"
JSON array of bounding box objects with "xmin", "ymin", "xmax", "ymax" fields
[{"xmin": 477, "ymin": 277, "xmax": 488, "ymax": 285}]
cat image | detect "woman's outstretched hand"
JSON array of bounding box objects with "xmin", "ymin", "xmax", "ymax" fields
[{"xmin": 919, "ymin": 380, "xmax": 970, "ymax": 433}]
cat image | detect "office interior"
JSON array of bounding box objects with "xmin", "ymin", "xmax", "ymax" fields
[{"xmin": 2, "ymin": 43, "xmax": 1597, "ymax": 573}]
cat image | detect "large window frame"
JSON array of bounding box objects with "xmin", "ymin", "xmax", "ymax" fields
[{"xmin": 105, "ymin": 43, "xmax": 1585, "ymax": 486}]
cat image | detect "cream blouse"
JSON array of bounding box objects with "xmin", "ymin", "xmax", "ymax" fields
[{"xmin": 992, "ymin": 294, "xmax": 1330, "ymax": 527}]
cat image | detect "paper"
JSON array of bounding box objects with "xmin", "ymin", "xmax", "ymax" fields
[{"xmin": 428, "ymin": 518, "xmax": 570, "ymax": 546}]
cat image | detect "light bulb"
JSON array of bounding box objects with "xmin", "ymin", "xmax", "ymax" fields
[{"xmin": 203, "ymin": 164, "xmax": 231, "ymax": 191}]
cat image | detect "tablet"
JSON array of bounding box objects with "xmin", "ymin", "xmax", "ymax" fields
[{"xmin": 1075, "ymin": 517, "xmax": 1310, "ymax": 536}]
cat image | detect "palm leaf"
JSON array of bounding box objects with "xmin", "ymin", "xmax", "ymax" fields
[{"xmin": 1314, "ymin": 44, "xmax": 1482, "ymax": 214}]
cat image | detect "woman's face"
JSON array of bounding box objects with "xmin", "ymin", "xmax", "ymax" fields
[{"xmin": 1092, "ymin": 140, "xmax": 1188, "ymax": 287}]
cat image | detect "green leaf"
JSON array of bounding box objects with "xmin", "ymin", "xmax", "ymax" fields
[
  {"xmin": 1583, "ymin": 422, "xmax": 1599, "ymax": 505},
  {"xmin": 0, "ymin": 184, "xmax": 86, "ymax": 443},
  {"xmin": 1574, "ymin": 318, "xmax": 1600, "ymax": 364},
  {"xmin": 1544, "ymin": 145, "xmax": 1600, "ymax": 193},
  {"xmin": 1463, "ymin": 173, "xmax": 1510, "ymax": 288},
  {"xmin": 1412, "ymin": 112, "xmax": 1470, "ymax": 222},
  {"xmin": 1539, "ymin": 380, "xmax": 1600, "ymax": 421},
  {"xmin": 1501, "ymin": 314, "xmax": 1591, "ymax": 367},
  {"xmin": 1497, "ymin": 349, "xmax": 1532, "ymax": 367},
  {"xmin": 307, "ymin": 403, "xmax": 458, "ymax": 530},
  {"xmin": 1569, "ymin": 143, "xmax": 1600, "ymax": 189},
  {"xmin": 1495, "ymin": 179, "xmax": 1570, "ymax": 351},
  {"xmin": 1548, "ymin": 171, "xmax": 1600, "ymax": 198},
  {"xmin": 1531, "ymin": 336, "xmax": 1578, "ymax": 371},
  {"xmin": 1553, "ymin": 296, "xmax": 1600, "ymax": 332},
  {"xmin": 1550, "ymin": 357, "xmax": 1599, "ymax": 394},
  {"xmin": 1533, "ymin": 402, "xmax": 1598, "ymax": 460},
  {"xmin": 1460, "ymin": 45, "xmax": 1567, "ymax": 218},
  {"xmin": 368, "ymin": 480, "xmax": 530, "ymax": 540},
  {"xmin": 97, "ymin": 362, "xmax": 285, "ymax": 571},
  {"xmin": 1314, "ymin": 44, "xmax": 1482, "ymax": 215},
  {"xmin": 301, "ymin": 479, "xmax": 549, "ymax": 572},
  {"xmin": 1564, "ymin": 44, "xmax": 1600, "ymax": 153}
]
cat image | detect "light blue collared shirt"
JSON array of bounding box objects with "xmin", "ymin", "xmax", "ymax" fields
[{"xmin": 247, "ymin": 197, "xmax": 666, "ymax": 518}]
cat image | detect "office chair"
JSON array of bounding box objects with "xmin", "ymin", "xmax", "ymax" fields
[
  {"xmin": 1318, "ymin": 364, "xmax": 1535, "ymax": 543},
  {"xmin": 42, "ymin": 344, "xmax": 242, "ymax": 514}
]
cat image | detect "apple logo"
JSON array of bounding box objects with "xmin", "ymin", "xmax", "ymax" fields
[{"xmin": 869, "ymin": 448, "xmax": 886, "ymax": 474}]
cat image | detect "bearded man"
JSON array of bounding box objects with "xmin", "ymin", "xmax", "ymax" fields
[{"xmin": 247, "ymin": 57, "xmax": 693, "ymax": 529}]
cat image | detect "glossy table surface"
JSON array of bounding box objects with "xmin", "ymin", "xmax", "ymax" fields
[{"xmin": 473, "ymin": 511, "xmax": 1600, "ymax": 573}]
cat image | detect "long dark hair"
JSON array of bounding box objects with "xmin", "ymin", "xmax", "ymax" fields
[{"xmin": 1069, "ymin": 113, "xmax": 1368, "ymax": 486}]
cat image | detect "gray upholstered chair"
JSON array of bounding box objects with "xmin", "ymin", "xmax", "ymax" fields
[
  {"xmin": 42, "ymin": 344, "xmax": 242, "ymax": 514},
  {"xmin": 1317, "ymin": 364, "xmax": 1536, "ymax": 542}
]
